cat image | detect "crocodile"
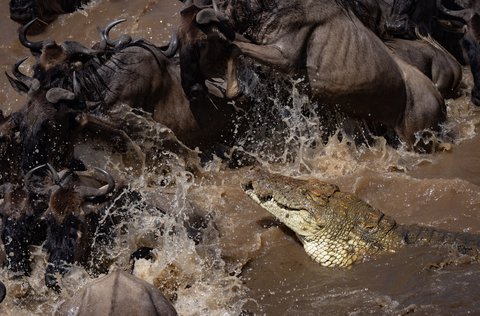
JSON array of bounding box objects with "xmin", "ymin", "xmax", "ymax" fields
[{"xmin": 241, "ymin": 169, "xmax": 480, "ymax": 267}]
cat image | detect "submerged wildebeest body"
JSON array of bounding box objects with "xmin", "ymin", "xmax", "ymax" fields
[
  {"xmin": 9, "ymin": 0, "xmax": 90, "ymax": 26},
  {"xmin": 213, "ymin": 0, "xmax": 445, "ymax": 149}
]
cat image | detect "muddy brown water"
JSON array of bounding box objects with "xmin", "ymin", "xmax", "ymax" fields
[{"xmin": 1, "ymin": 1, "xmax": 480, "ymax": 315}]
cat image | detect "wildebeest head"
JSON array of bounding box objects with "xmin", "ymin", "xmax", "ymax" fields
[
  {"xmin": 177, "ymin": 0, "xmax": 239, "ymax": 101},
  {"xmin": 6, "ymin": 20, "xmax": 103, "ymax": 172},
  {"xmin": 5, "ymin": 58, "xmax": 82, "ymax": 172},
  {"xmin": 26, "ymin": 164, "xmax": 115, "ymax": 291}
]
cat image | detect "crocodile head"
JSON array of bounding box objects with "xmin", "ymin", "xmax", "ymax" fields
[{"xmin": 241, "ymin": 169, "xmax": 402, "ymax": 267}]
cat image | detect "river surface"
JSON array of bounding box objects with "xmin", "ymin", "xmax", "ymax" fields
[{"xmin": 1, "ymin": 1, "xmax": 480, "ymax": 315}]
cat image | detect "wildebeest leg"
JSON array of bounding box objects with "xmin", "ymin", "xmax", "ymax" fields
[
  {"xmin": 2, "ymin": 216, "xmax": 33, "ymax": 274},
  {"xmin": 44, "ymin": 214, "xmax": 87, "ymax": 292},
  {"xmin": 75, "ymin": 113, "xmax": 146, "ymax": 169},
  {"xmin": 234, "ymin": 41, "xmax": 293, "ymax": 73},
  {"xmin": 393, "ymin": 57, "xmax": 446, "ymax": 152}
]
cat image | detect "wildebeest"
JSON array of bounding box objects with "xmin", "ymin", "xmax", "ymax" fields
[
  {"xmin": 4, "ymin": 57, "xmax": 84, "ymax": 173},
  {"xmin": 2, "ymin": 18, "xmax": 109, "ymax": 173},
  {"xmin": 0, "ymin": 164, "xmax": 116, "ymax": 291},
  {"xmin": 207, "ymin": 0, "xmax": 446, "ymax": 150},
  {"xmin": 177, "ymin": 1, "xmax": 239, "ymax": 101},
  {"xmin": 9, "ymin": 0, "xmax": 90, "ymax": 27},
  {"xmin": 5, "ymin": 14, "xmax": 247, "ymax": 178},
  {"xmin": 4, "ymin": 19, "xmax": 153, "ymax": 174}
]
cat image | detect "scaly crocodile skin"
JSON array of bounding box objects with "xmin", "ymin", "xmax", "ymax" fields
[{"xmin": 242, "ymin": 169, "xmax": 479, "ymax": 267}]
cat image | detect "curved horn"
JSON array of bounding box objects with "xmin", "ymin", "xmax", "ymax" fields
[
  {"xmin": 6, "ymin": 57, "xmax": 40, "ymax": 94},
  {"xmin": 5, "ymin": 71, "xmax": 29, "ymax": 94},
  {"xmin": 12, "ymin": 57, "xmax": 32, "ymax": 82},
  {"xmin": 160, "ymin": 31, "xmax": 179, "ymax": 58},
  {"xmin": 212, "ymin": 0, "xmax": 218, "ymax": 11},
  {"xmin": 436, "ymin": 0, "xmax": 474, "ymax": 22},
  {"xmin": 13, "ymin": 58, "xmax": 40, "ymax": 92},
  {"xmin": 19, "ymin": 19, "xmax": 44, "ymax": 53},
  {"xmin": 25, "ymin": 163, "xmax": 60, "ymax": 184},
  {"xmin": 74, "ymin": 167, "xmax": 115, "ymax": 199},
  {"xmin": 25, "ymin": 163, "xmax": 61, "ymax": 187},
  {"xmin": 102, "ymin": 19, "xmax": 127, "ymax": 42},
  {"xmin": 24, "ymin": 164, "xmax": 48, "ymax": 184},
  {"xmin": 101, "ymin": 19, "xmax": 132, "ymax": 48},
  {"xmin": 195, "ymin": 8, "xmax": 235, "ymax": 40}
]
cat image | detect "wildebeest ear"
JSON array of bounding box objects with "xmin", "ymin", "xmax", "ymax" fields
[
  {"xmin": 5, "ymin": 72, "xmax": 29, "ymax": 94},
  {"xmin": 196, "ymin": 8, "xmax": 219, "ymax": 24},
  {"xmin": 195, "ymin": 8, "xmax": 235, "ymax": 40},
  {"xmin": 46, "ymin": 87, "xmax": 75, "ymax": 103},
  {"xmin": 471, "ymin": 14, "xmax": 480, "ymax": 42}
]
